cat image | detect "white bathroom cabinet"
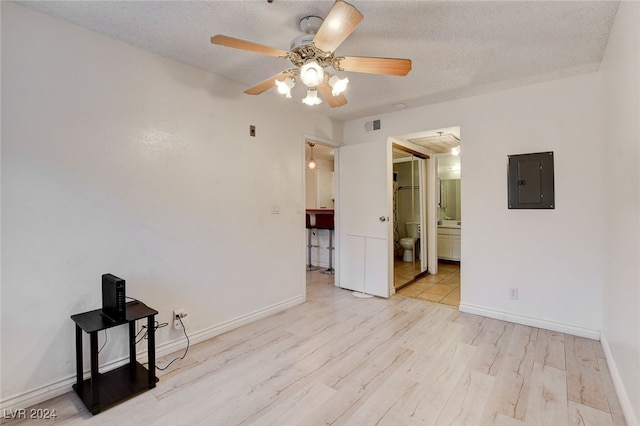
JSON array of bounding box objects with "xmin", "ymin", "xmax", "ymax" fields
[{"xmin": 437, "ymin": 227, "xmax": 461, "ymax": 261}]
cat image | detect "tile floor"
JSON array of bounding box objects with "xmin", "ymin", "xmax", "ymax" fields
[
  {"xmin": 396, "ymin": 260, "xmax": 460, "ymax": 307},
  {"xmin": 393, "ymin": 256, "xmax": 423, "ymax": 288}
]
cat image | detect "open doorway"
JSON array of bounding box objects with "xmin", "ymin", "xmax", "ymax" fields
[
  {"xmin": 304, "ymin": 140, "xmax": 337, "ymax": 277},
  {"xmin": 391, "ymin": 128, "xmax": 462, "ymax": 307}
]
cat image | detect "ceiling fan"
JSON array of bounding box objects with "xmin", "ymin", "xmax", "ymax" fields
[{"xmin": 210, "ymin": 0, "xmax": 412, "ymax": 107}]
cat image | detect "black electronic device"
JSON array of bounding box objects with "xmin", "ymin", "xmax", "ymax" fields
[{"xmin": 102, "ymin": 274, "xmax": 126, "ymax": 321}]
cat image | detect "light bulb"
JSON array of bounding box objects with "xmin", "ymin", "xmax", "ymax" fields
[
  {"xmin": 302, "ymin": 89, "xmax": 322, "ymax": 106},
  {"xmin": 275, "ymin": 77, "xmax": 295, "ymax": 98},
  {"xmin": 300, "ymin": 61, "xmax": 324, "ymax": 88},
  {"xmin": 329, "ymin": 75, "xmax": 349, "ymax": 96},
  {"xmin": 307, "ymin": 158, "xmax": 317, "ymax": 169},
  {"xmin": 451, "ymin": 146, "xmax": 460, "ymax": 156}
]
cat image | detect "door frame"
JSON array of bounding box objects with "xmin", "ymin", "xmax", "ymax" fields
[{"xmin": 427, "ymin": 155, "xmax": 439, "ymax": 275}]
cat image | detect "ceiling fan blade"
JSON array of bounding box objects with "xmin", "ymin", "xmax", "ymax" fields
[
  {"xmin": 318, "ymin": 77, "xmax": 348, "ymax": 108},
  {"xmin": 244, "ymin": 71, "xmax": 293, "ymax": 95},
  {"xmin": 211, "ymin": 35, "xmax": 288, "ymax": 58},
  {"xmin": 313, "ymin": 0, "xmax": 364, "ymax": 53},
  {"xmin": 335, "ymin": 56, "xmax": 412, "ymax": 76}
]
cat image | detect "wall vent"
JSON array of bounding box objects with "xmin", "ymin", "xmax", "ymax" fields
[{"xmin": 364, "ymin": 119, "xmax": 382, "ymax": 132}]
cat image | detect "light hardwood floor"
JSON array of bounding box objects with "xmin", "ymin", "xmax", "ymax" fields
[{"xmin": 3, "ymin": 271, "xmax": 625, "ymax": 425}]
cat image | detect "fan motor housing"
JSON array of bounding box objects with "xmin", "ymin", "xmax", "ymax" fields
[
  {"xmin": 289, "ymin": 18, "xmax": 335, "ymax": 70},
  {"xmin": 290, "ymin": 33, "xmax": 315, "ymax": 52}
]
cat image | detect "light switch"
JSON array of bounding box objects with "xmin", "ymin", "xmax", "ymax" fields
[{"xmin": 271, "ymin": 205, "xmax": 280, "ymax": 214}]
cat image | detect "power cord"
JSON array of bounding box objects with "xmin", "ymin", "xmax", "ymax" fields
[
  {"xmin": 102, "ymin": 297, "xmax": 190, "ymax": 371},
  {"xmin": 136, "ymin": 316, "xmax": 190, "ymax": 371},
  {"xmin": 135, "ymin": 320, "xmax": 169, "ymax": 344},
  {"xmin": 98, "ymin": 330, "xmax": 108, "ymax": 353},
  {"xmin": 98, "ymin": 297, "xmax": 141, "ymax": 354},
  {"xmin": 156, "ymin": 316, "xmax": 190, "ymax": 371}
]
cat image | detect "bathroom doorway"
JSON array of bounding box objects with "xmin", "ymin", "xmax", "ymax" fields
[
  {"xmin": 389, "ymin": 127, "xmax": 462, "ymax": 306},
  {"xmin": 392, "ymin": 145, "xmax": 428, "ymax": 289},
  {"xmin": 396, "ymin": 153, "xmax": 461, "ymax": 306}
]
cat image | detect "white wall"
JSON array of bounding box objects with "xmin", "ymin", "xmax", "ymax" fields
[
  {"xmin": 305, "ymin": 158, "xmax": 334, "ymax": 210},
  {"xmin": 600, "ymin": 2, "xmax": 640, "ymax": 424},
  {"xmin": 345, "ymin": 72, "xmax": 606, "ymax": 338},
  {"xmin": 0, "ymin": 3, "xmax": 341, "ymax": 406}
]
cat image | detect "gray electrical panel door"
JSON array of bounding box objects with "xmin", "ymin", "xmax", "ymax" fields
[{"xmin": 507, "ymin": 152, "xmax": 554, "ymax": 209}]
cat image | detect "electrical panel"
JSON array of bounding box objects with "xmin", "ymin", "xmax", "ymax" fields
[{"xmin": 507, "ymin": 151, "xmax": 555, "ymax": 209}]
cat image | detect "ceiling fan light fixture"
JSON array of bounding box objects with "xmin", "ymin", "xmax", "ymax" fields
[
  {"xmin": 211, "ymin": 0, "xmax": 412, "ymax": 110},
  {"xmin": 302, "ymin": 89, "xmax": 322, "ymax": 106},
  {"xmin": 329, "ymin": 75, "xmax": 349, "ymax": 96},
  {"xmin": 275, "ymin": 76, "xmax": 295, "ymax": 98},
  {"xmin": 300, "ymin": 61, "xmax": 324, "ymax": 88}
]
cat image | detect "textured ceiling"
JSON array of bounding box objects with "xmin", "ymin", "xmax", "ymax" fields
[{"xmin": 15, "ymin": 1, "xmax": 619, "ymax": 122}]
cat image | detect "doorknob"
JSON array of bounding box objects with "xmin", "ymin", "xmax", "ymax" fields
[{"xmin": 379, "ymin": 216, "xmax": 387, "ymax": 222}]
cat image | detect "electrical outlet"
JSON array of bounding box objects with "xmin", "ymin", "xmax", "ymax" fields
[
  {"xmin": 173, "ymin": 309, "xmax": 187, "ymax": 329},
  {"xmin": 509, "ymin": 287, "xmax": 519, "ymax": 300}
]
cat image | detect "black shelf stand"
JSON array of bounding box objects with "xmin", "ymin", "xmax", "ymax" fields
[{"xmin": 71, "ymin": 301, "xmax": 158, "ymax": 414}]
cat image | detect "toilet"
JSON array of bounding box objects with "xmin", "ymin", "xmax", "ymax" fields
[{"xmin": 399, "ymin": 222, "xmax": 420, "ymax": 262}]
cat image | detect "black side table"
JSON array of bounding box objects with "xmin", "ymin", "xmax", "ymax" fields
[{"xmin": 71, "ymin": 300, "xmax": 158, "ymax": 414}]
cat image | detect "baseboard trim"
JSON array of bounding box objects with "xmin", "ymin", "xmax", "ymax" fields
[
  {"xmin": 154, "ymin": 294, "xmax": 305, "ymax": 359},
  {"xmin": 458, "ymin": 303, "xmax": 601, "ymax": 340},
  {"xmin": 600, "ymin": 333, "xmax": 638, "ymax": 426},
  {"xmin": 0, "ymin": 295, "xmax": 305, "ymax": 412},
  {"xmin": 0, "ymin": 356, "xmax": 131, "ymax": 412}
]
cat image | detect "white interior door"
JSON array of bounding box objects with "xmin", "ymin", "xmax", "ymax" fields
[{"xmin": 336, "ymin": 140, "xmax": 391, "ymax": 297}]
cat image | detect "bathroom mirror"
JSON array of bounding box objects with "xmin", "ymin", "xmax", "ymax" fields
[{"xmin": 439, "ymin": 179, "xmax": 461, "ymax": 221}]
